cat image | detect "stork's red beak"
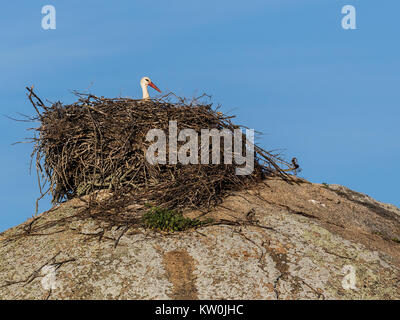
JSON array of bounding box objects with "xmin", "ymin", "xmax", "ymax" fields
[{"xmin": 148, "ymin": 82, "xmax": 161, "ymax": 93}]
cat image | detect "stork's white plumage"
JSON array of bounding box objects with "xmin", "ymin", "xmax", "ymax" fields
[{"xmin": 140, "ymin": 76, "xmax": 161, "ymax": 99}]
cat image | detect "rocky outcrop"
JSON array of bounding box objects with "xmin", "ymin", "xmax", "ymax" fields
[{"xmin": 0, "ymin": 177, "xmax": 399, "ymax": 299}]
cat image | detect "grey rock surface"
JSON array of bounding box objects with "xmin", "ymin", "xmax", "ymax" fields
[{"xmin": 0, "ymin": 177, "xmax": 399, "ymax": 299}]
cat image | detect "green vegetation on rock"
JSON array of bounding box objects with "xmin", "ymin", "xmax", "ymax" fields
[{"xmin": 143, "ymin": 206, "xmax": 212, "ymax": 232}]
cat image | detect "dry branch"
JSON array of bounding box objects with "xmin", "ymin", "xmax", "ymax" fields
[{"xmin": 26, "ymin": 88, "xmax": 299, "ymax": 227}]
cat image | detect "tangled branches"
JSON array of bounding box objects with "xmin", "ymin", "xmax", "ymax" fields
[{"xmin": 27, "ymin": 87, "xmax": 299, "ymax": 219}]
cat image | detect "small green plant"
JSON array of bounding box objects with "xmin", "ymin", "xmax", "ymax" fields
[
  {"xmin": 142, "ymin": 206, "xmax": 213, "ymax": 232},
  {"xmin": 322, "ymin": 182, "xmax": 329, "ymax": 188}
]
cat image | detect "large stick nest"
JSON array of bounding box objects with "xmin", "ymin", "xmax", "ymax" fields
[{"xmin": 27, "ymin": 87, "xmax": 299, "ymax": 216}]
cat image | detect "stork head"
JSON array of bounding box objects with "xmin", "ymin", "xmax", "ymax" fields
[{"xmin": 140, "ymin": 76, "xmax": 161, "ymax": 99}]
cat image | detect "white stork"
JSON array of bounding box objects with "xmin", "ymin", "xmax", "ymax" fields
[{"xmin": 140, "ymin": 76, "xmax": 161, "ymax": 99}]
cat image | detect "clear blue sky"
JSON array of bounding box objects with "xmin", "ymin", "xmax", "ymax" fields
[{"xmin": 1, "ymin": 1, "xmax": 399, "ymax": 231}]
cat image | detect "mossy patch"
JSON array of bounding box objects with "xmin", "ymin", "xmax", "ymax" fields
[{"xmin": 143, "ymin": 206, "xmax": 212, "ymax": 232}]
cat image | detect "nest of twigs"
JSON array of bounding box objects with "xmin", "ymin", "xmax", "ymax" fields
[{"xmin": 26, "ymin": 87, "xmax": 299, "ymax": 220}]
